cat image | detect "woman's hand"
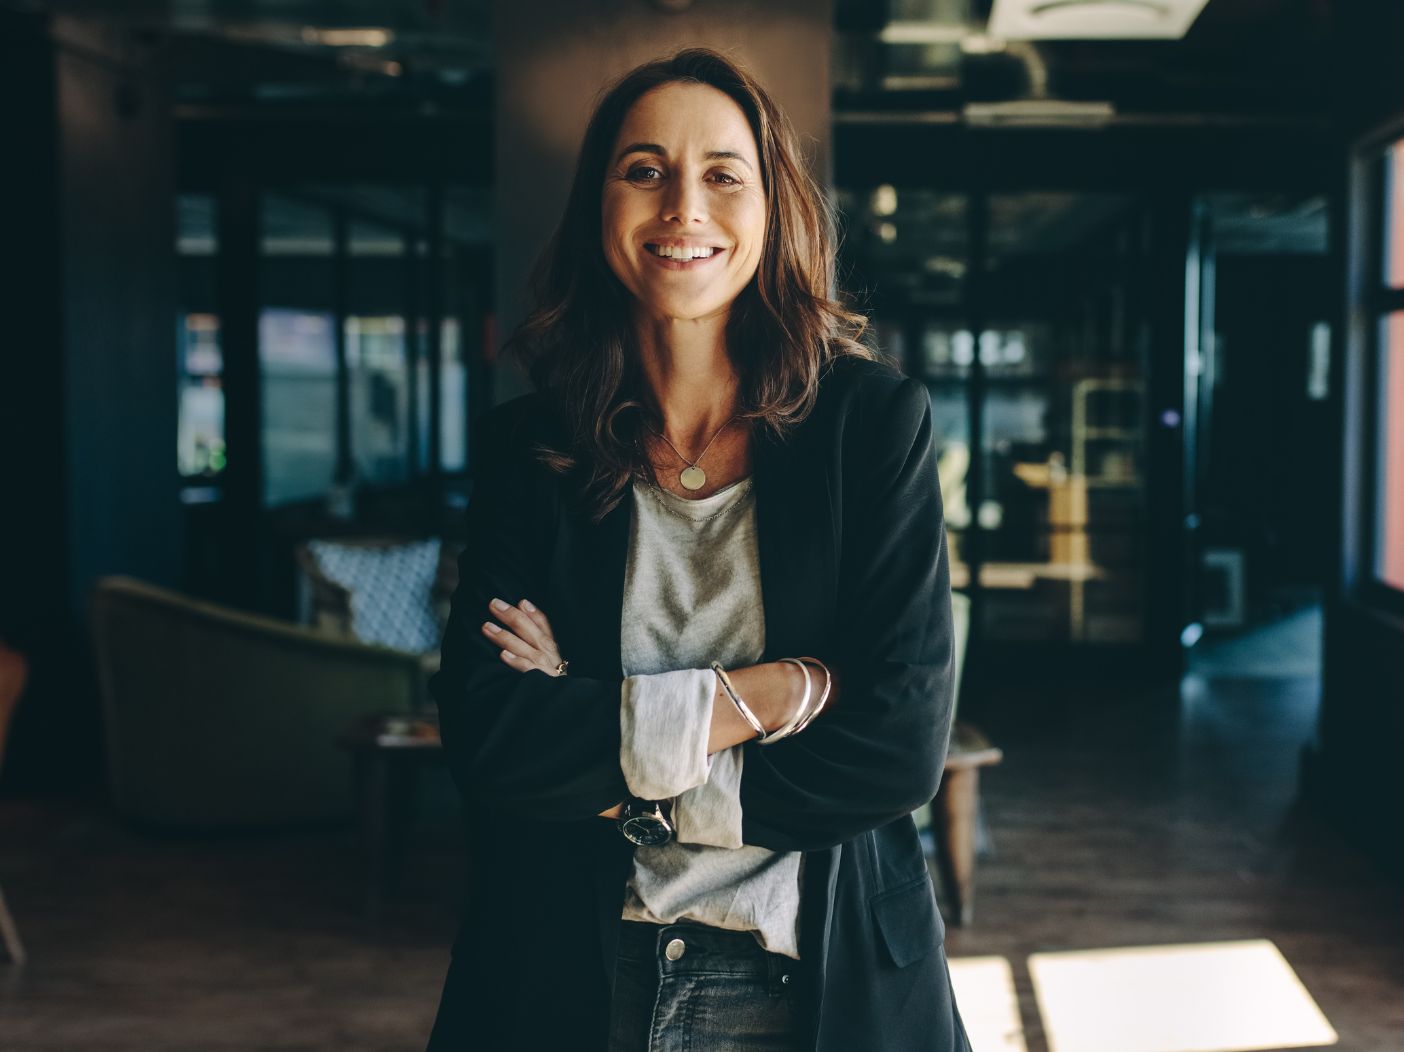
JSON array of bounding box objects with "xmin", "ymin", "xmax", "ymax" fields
[
  {"xmin": 482, "ymin": 597, "xmax": 567, "ymax": 676},
  {"xmin": 482, "ymin": 598, "xmax": 619, "ymax": 818}
]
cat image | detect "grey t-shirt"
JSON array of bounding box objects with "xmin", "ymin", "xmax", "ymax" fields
[{"xmin": 617, "ymin": 474, "xmax": 804, "ymax": 960}]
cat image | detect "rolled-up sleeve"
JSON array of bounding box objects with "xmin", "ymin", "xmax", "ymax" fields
[
  {"xmin": 619, "ymin": 668, "xmax": 716, "ymax": 800},
  {"xmin": 619, "ymin": 669, "xmax": 747, "ymax": 849}
]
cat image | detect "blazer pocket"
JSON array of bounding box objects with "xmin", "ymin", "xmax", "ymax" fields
[{"xmin": 870, "ymin": 873, "xmax": 945, "ymax": 968}]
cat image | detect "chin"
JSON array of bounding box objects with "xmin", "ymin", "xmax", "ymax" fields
[{"xmin": 640, "ymin": 297, "xmax": 728, "ymax": 322}]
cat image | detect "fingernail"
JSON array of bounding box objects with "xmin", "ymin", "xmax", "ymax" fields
[
  {"xmin": 490, "ymin": 598, "xmax": 508, "ymax": 611},
  {"xmin": 521, "ymin": 599, "xmax": 536, "ymax": 612},
  {"xmin": 484, "ymin": 622, "xmax": 500, "ymax": 633}
]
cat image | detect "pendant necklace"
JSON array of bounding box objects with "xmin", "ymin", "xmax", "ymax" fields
[{"xmin": 644, "ymin": 413, "xmax": 740, "ymax": 491}]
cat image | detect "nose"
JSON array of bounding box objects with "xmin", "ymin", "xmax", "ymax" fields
[{"xmin": 659, "ymin": 170, "xmax": 707, "ymax": 226}]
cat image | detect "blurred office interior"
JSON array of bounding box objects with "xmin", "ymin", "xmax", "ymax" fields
[{"xmin": 1, "ymin": 1, "xmax": 1402, "ymax": 1049}]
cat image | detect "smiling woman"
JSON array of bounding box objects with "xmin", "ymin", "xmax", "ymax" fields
[
  {"xmin": 497, "ymin": 48, "xmax": 881, "ymax": 527},
  {"xmin": 425, "ymin": 46, "xmax": 971, "ymax": 1052}
]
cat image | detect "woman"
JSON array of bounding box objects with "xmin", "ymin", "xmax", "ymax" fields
[{"xmin": 426, "ymin": 47, "xmax": 971, "ymax": 1052}]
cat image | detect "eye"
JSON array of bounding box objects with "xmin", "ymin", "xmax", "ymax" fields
[
  {"xmin": 626, "ymin": 165, "xmax": 662, "ymax": 182},
  {"xmin": 713, "ymin": 171, "xmax": 741, "ymax": 186}
]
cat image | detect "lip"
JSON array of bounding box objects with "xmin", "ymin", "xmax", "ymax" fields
[
  {"xmin": 642, "ymin": 246, "xmax": 727, "ymax": 271},
  {"xmin": 645, "ymin": 238, "xmax": 724, "ymax": 249}
]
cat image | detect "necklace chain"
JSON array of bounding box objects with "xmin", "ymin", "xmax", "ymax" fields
[
  {"xmin": 643, "ymin": 412, "xmax": 740, "ymax": 491},
  {"xmin": 641, "ymin": 476, "xmax": 754, "ymax": 524}
]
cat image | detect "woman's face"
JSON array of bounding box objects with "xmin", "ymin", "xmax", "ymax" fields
[{"xmin": 601, "ymin": 81, "xmax": 767, "ymax": 325}]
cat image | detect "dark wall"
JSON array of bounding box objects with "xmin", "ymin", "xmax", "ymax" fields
[
  {"xmin": 56, "ymin": 16, "xmax": 183, "ymax": 613},
  {"xmin": 492, "ymin": 0, "xmax": 835, "ymax": 402},
  {"xmin": 0, "ymin": 14, "xmax": 182, "ymax": 795},
  {"xmin": 1204, "ymin": 254, "xmax": 1335, "ymax": 605},
  {"xmin": 1333, "ymin": 2, "xmax": 1404, "ymax": 141},
  {"xmin": 0, "ymin": 12, "xmax": 72, "ymax": 794},
  {"xmin": 1, "ymin": 12, "xmax": 66, "ymax": 652}
]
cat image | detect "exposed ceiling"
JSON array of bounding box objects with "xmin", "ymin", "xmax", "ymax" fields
[
  {"xmin": 9, "ymin": 0, "xmax": 493, "ymax": 106},
  {"xmin": 8, "ymin": 0, "xmax": 1337, "ymax": 122}
]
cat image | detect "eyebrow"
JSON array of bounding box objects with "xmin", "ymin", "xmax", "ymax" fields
[{"xmin": 614, "ymin": 142, "xmax": 754, "ymax": 172}]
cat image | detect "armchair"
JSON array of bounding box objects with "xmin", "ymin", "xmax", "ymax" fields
[{"xmin": 90, "ymin": 576, "xmax": 426, "ymax": 829}]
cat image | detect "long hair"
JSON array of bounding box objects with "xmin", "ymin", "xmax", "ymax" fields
[{"xmin": 504, "ymin": 46, "xmax": 882, "ymax": 524}]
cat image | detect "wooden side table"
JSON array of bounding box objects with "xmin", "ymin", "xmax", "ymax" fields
[
  {"xmin": 933, "ymin": 721, "xmax": 1004, "ymax": 927},
  {"xmin": 336, "ymin": 714, "xmax": 445, "ymax": 923}
]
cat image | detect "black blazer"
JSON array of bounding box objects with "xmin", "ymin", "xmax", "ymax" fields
[{"xmin": 425, "ymin": 354, "xmax": 972, "ymax": 1051}]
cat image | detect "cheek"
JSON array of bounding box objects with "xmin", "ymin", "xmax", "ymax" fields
[
  {"xmin": 729, "ymin": 205, "xmax": 767, "ymax": 276},
  {"xmin": 725, "ymin": 197, "xmax": 766, "ymax": 256},
  {"xmin": 600, "ymin": 201, "xmax": 633, "ymax": 271}
]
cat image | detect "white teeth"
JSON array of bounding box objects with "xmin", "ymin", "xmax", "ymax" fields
[{"xmin": 649, "ymin": 244, "xmax": 717, "ymax": 260}]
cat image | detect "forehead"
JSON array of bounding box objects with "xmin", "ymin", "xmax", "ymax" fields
[{"xmin": 614, "ymin": 82, "xmax": 758, "ymax": 161}]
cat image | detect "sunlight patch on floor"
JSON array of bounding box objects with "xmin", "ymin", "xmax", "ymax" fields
[
  {"xmin": 1027, "ymin": 939, "xmax": 1338, "ymax": 1052},
  {"xmin": 948, "ymin": 955, "xmax": 1028, "ymax": 1052}
]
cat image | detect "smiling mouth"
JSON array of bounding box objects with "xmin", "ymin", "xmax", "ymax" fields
[{"xmin": 643, "ymin": 244, "xmax": 726, "ymax": 269}]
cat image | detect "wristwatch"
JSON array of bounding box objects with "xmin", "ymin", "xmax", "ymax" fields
[{"xmin": 617, "ymin": 796, "xmax": 674, "ymax": 846}]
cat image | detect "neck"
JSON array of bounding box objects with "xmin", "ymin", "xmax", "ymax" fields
[{"xmin": 633, "ymin": 307, "xmax": 740, "ymax": 449}]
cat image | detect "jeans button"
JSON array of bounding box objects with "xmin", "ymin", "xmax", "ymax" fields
[
  {"xmin": 664, "ymin": 937, "xmax": 686, "ymax": 961},
  {"xmin": 781, "ymin": 973, "xmax": 791, "ymax": 985}
]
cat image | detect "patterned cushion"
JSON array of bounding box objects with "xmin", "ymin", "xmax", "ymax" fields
[{"xmin": 304, "ymin": 538, "xmax": 443, "ymax": 654}]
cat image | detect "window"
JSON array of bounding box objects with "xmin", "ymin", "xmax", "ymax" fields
[
  {"xmin": 260, "ymin": 194, "xmax": 338, "ymax": 506},
  {"xmin": 1371, "ymin": 141, "xmax": 1404, "ymax": 594},
  {"xmin": 177, "ymin": 183, "xmax": 486, "ymax": 507},
  {"xmin": 177, "ymin": 194, "xmax": 224, "ymax": 479},
  {"xmin": 1377, "ymin": 310, "xmax": 1404, "ymax": 590}
]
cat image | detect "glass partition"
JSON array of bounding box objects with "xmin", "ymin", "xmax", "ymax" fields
[
  {"xmin": 176, "ymin": 193, "xmax": 224, "ymax": 480},
  {"xmin": 978, "ymin": 193, "xmax": 1148, "ymax": 644},
  {"xmin": 259, "ymin": 193, "xmax": 338, "ymax": 506}
]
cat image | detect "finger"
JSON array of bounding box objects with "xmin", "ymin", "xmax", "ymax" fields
[
  {"xmin": 488, "ymin": 599, "xmax": 549, "ymax": 651},
  {"xmin": 495, "ymin": 647, "xmax": 536, "ymax": 672},
  {"xmin": 481, "ymin": 621, "xmax": 541, "ymax": 663},
  {"xmin": 496, "ymin": 644, "xmax": 556, "ymax": 677},
  {"xmin": 517, "ymin": 600, "xmax": 558, "ymax": 645}
]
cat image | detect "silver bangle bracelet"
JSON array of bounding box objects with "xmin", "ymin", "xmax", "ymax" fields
[
  {"xmin": 791, "ymin": 657, "xmax": 832, "ymax": 735},
  {"xmin": 760, "ymin": 657, "xmax": 812, "ymax": 745},
  {"xmin": 711, "ymin": 662, "xmax": 765, "ymax": 738}
]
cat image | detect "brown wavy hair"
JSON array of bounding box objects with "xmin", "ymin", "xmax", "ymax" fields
[{"xmin": 504, "ymin": 45, "xmax": 882, "ymax": 524}]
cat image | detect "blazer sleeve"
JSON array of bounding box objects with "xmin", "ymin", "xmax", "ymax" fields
[
  {"xmin": 738, "ymin": 376, "xmax": 957, "ymax": 853},
  {"xmin": 428, "ymin": 403, "xmax": 630, "ymax": 821}
]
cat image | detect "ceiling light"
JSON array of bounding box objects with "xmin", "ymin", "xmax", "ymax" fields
[
  {"xmin": 877, "ymin": 22, "xmax": 975, "ymax": 45},
  {"xmin": 960, "ymin": 34, "xmax": 1008, "ymax": 55},
  {"xmin": 988, "ymin": 0, "xmax": 1211, "ymax": 40},
  {"xmin": 300, "ymin": 27, "xmax": 394, "ymax": 47},
  {"xmin": 963, "ymin": 99, "xmax": 1116, "ymax": 128}
]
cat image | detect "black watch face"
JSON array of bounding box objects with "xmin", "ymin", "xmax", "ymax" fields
[{"xmin": 620, "ymin": 813, "xmax": 674, "ymax": 847}]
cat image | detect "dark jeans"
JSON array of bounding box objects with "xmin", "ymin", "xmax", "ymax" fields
[{"xmin": 607, "ymin": 919, "xmax": 802, "ymax": 1051}]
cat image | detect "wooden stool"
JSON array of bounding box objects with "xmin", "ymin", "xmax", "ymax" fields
[{"xmin": 933, "ymin": 721, "xmax": 1003, "ymax": 928}]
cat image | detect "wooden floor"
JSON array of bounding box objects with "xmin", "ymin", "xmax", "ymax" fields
[
  {"xmin": 2, "ymin": 628, "xmax": 1402, "ymax": 1050},
  {"xmin": 946, "ymin": 669, "xmax": 1404, "ymax": 1051}
]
